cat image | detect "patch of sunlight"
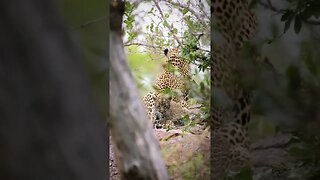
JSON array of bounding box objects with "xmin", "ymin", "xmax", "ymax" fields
[
  {"xmin": 126, "ymin": 46, "xmax": 163, "ymax": 96},
  {"xmin": 141, "ymin": 76, "xmax": 152, "ymax": 86},
  {"xmin": 191, "ymin": 64, "xmax": 209, "ymax": 84}
]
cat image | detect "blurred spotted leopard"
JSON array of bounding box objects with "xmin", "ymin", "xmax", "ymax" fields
[
  {"xmin": 211, "ymin": 0, "xmax": 258, "ymax": 178},
  {"xmin": 154, "ymin": 94, "xmax": 189, "ymax": 129},
  {"xmin": 143, "ymin": 48, "xmax": 191, "ymax": 128},
  {"xmin": 154, "ymin": 48, "xmax": 191, "ymax": 105},
  {"xmin": 212, "ymin": 0, "xmax": 257, "ymax": 50}
]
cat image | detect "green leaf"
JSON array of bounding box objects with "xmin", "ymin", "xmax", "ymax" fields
[
  {"xmin": 300, "ymin": 7, "xmax": 313, "ymax": 20},
  {"xmin": 163, "ymin": 21, "xmax": 169, "ymax": 27},
  {"xmin": 200, "ymin": 82, "xmax": 205, "ymax": 91},
  {"xmin": 294, "ymin": 15, "xmax": 302, "ymax": 34},
  {"xmin": 281, "ymin": 10, "xmax": 294, "ymax": 21},
  {"xmin": 182, "ymin": 8, "xmax": 188, "ymax": 15},
  {"xmin": 162, "ymin": 87, "xmax": 173, "ymax": 95},
  {"xmin": 284, "ymin": 18, "xmax": 293, "ymax": 34},
  {"xmin": 148, "ymin": 7, "xmax": 154, "ymax": 14},
  {"xmin": 125, "ymin": 1, "xmax": 132, "ymax": 10},
  {"xmin": 173, "ymin": 28, "xmax": 178, "ymax": 33},
  {"xmin": 281, "ymin": 10, "xmax": 296, "ymax": 34},
  {"xmin": 150, "ymin": 23, "xmax": 154, "ymax": 32}
]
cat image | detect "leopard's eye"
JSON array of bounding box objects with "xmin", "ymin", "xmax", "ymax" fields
[{"xmin": 164, "ymin": 49, "xmax": 169, "ymax": 56}]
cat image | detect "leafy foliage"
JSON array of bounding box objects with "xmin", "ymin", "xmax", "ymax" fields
[
  {"xmin": 256, "ymin": 0, "xmax": 320, "ymax": 35},
  {"xmin": 124, "ymin": 1, "xmax": 138, "ymax": 42},
  {"xmin": 181, "ymin": 33, "xmax": 211, "ymax": 71},
  {"xmin": 280, "ymin": 0, "xmax": 320, "ymax": 34}
]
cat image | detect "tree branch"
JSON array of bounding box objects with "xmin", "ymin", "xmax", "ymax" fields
[
  {"xmin": 305, "ymin": 19, "xmax": 320, "ymax": 25},
  {"xmin": 198, "ymin": 48, "xmax": 210, "ymax": 52},
  {"xmin": 124, "ymin": 42, "xmax": 162, "ymax": 49},
  {"xmin": 161, "ymin": 0, "xmax": 207, "ymax": 27},
  {"xmin": 259, "ymin": 0, "xmax": 320, "ymax": 25},
  {"xmin": 72, "ymin": 16, "xmax": 107, "ymax": 31},
  {"xmin": 125, "ymin": 42, "xmax": 210, "ymax": 53},
  {"xmin": 152, "ymin": 0, "xmax": 182, "ymax": 46}
]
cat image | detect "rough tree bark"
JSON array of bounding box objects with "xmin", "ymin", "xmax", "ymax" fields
[
  {"xmin": 109, "ymin": 1, "xmax": 169, "ymax": 180},
  {"xmin": 0, "ymin": 0, "xmax": 106, "ymax": 179}
]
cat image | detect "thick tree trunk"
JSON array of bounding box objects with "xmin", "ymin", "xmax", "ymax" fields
[
  {"xmin": 0, "ymin": 1, "xmax": 106, "ymax": 179},
  {"xmin": 109, "ymin": 1, "xmax": 169, "ymax": 180}
]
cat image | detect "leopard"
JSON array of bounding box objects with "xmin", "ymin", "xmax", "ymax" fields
[
  {"xmin": 154, "ymin": 48, "xmax": 191, "ymax": 106},
  {"xmin": 154, "ymin": 94, "xmax": 189, "ymax": 129},
  {"xmin": 142, "ymin": 48, "xmax": 192, "ymax": 129},
  {"xmin": 163, "ymin": 48, "xmax": 191, "ymax": 78},
  {"xmin": 142, "ymin": 91, "xmax": 158, "ymax": 126},
  {"xmin": 212, "ymin": 0, "xmax": 258, "ymax": 50},
  {"xmin": 211, "ymin": 0, "xmax": 258, "ymax": 178}
]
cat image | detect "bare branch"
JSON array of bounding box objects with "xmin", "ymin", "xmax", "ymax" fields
[
  {"xmin": 266, "ymin": 0, "xmax": 283, "ymax": 13},
  {"xmin": 124, "ymin": 42, "xmax": 163, "ymax": 49},
  {"xmin": 305, "ymin": 19, "xmax": 320, "ymax": 25},
  {"xmin": 198, "ymin": 48, "xmax": 210, "ymax": 52},
  {"xmin": 71, "ymin": 16, "xmax": 107, "ymax": 31},
  {"xmin": 152, "ymin": 0, "xmax": 182, "ymax": 46},
  {"xmin": 259, "ymin": 0, "xmax": 320, "ymax": 25},
  {"xmin": 161, "ymin": 0, "xmax": 207, "ymax": 27},
  {"xmin": 125, "ymin": 41, "xmax": 209, "ymax": 53}
]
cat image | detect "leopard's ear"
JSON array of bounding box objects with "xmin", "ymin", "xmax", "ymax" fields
[{"xmin": 164, "ymin": 49, "xmax": 169, "ymax": 56}]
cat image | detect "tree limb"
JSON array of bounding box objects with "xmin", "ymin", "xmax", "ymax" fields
[
  {"xmin": 71, "ymin": 16, "xmax": 107, "ymax": 31},
  {"xmin": 125, "ymin": 41, "xmax": 210, "ymax": 54},
  {"xmin": 152, "ymin": 0, "xmax": 182, "ymax": 46},
  {"xmin": 124, "ymin": 42, "xmax": 163, "ymax": 49},
  {"xmin": 259, "ymin": 0, "xmax": 320, "ymax": 25},
  {"xmin": 305, "ymin": 19, "xmax": 320, "ymax": 25},
  {"xmin": 161, "ymin": 0, "xmax": 208, "ymax": 27}
]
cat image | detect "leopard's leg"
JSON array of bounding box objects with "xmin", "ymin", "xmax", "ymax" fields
[
  {"xmin": 142, "ymin": 92, "xmax": 158, "ymax": 128},
  {"xmin": 228, "ymin": 145, "xmax": 250, "ymax": 173}
]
